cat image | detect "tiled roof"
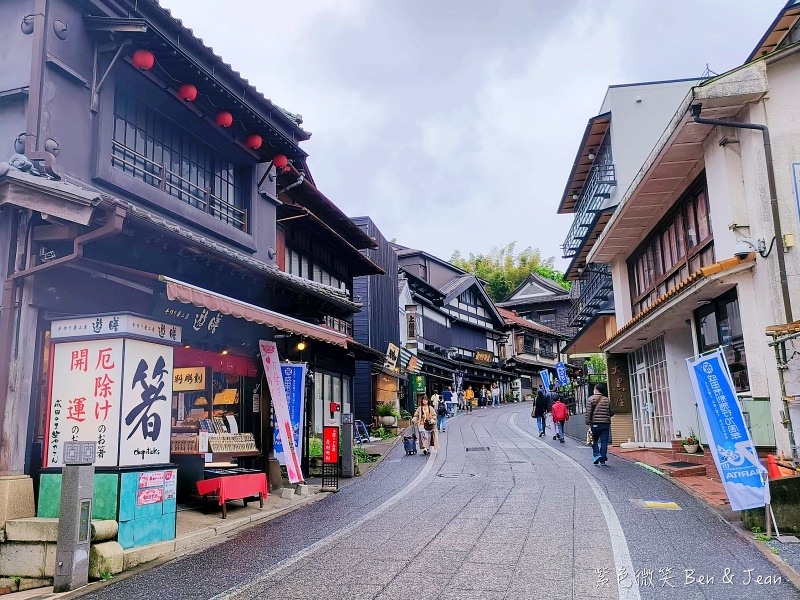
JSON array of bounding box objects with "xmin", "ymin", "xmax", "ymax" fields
[
  {"xmin": 439, "ymin": 274, "xmax": 474, "ymax": 297},
  {"xmin": 600, "ymin": 254, "xmax": 755, "ymax": 348},
  {"xmin": 498, "ymin": 307, "xmax": 560, "ymax": 336}
]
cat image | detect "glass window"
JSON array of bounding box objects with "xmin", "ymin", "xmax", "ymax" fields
[
  {"xmin": 301, "ymin": 256, "xmax": 310, "ymax": 280},
  {"xmin": 686, "ymin": 200, "xmax": 698, "ymax": 248},
  {"xmin": 697, "ymin": 192, "xmax": 710, "ymax": 242},
  {"xmin": 674, "ymin": 213, "xmax": 685, "ymax": 259},
  {"xmin": 112, "ymin": 87, "xmax": 246, "ymax": 230},
  {"xmin": 291, "ymin": 251, "xmax": 300, "ymax": 277},
  {"xmin": 343, "ymin": 378, "xmax": 351, "ymax": 414},
  {"xmin": 695, "ymin": 290, "xmax": 748, "ymax": 392},
  {"xmin": 313, "ymin": 264, "xmax": 322, "ymax": 283}
]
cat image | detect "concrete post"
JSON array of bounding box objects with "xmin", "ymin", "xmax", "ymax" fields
[
  {"xmin": 53, "ymin": 442, "xmax": 96, "ymax": 593},
  {"xmin": 341, "ymin": 414, "xmax": 355, "ymax": 478}
]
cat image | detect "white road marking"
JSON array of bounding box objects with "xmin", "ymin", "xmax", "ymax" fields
[
  {"xmin": 210, "ymin": 452, "xmax": 438, "ymax": 599},
  {"xmin": 509, "ymin": 414, "xmax": 642, "ymax": 600}
]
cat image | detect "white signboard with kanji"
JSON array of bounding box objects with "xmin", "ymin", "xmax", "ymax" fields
[
  {"xmin": 47, "ymin": 339, "xmax": 124, "ymax": 467},
  {"xmin": 119, "ymin": 339, "xmax": 174, "ymax": 467}
]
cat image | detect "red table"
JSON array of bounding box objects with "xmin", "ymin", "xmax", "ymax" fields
[{"xmin": 196, "ymin": 473, "xmax": 268, "ymax": 518}]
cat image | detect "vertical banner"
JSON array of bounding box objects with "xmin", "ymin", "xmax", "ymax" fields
[
  {"xmin": 273, "ymin": 363, "xmax": 307, "ymax": 467},
  {"xmin": 539, "ymin": 370, "xmax": 552, "ymax": 391},
  {"xmin": 686, "ymin": 348, "xmax": 768, "ymax": 511},
  {"xmin": 323, "ymin": 426, "xmax": 339, "ymax": 464},
  {"xmin": 555, "ymin": 362, "xmax": 569, "ymax": 387},
  {"xmin": 260, "ymin": 340, "xmax": 303, "ymax": 483},
  {"xmin": 47, "ymin": 339, "xmax": 124, "ymax": 467},
  {"xmin": 119, "ymin": 339, "xmax": 174, "ymax": 466}
]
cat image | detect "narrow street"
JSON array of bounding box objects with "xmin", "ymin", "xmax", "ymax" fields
[{"xmin": 78, "ymin": 404, "xmax": 795, "ymax": 600}]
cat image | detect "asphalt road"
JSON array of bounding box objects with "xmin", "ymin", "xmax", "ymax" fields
[{"xmin": 81, "ymin": 404, "xmax": 799, "ymax": 600}]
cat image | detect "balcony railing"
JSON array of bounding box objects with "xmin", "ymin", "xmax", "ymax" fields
[
  {"xmin": 562, "ymin": 163, "xmax": 616, "ymax": 258},
  {"xmin": 538, "ymin": 348, "xmax": 557, "ymax": 360},
  {"xmin": 568, "ymin": 263, "xmax": 613, "ymax": 329}
]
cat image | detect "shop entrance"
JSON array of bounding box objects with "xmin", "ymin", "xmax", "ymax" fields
[{"xmin": 629, "ymin": 336, "xmax": 673, "ymax": 444}]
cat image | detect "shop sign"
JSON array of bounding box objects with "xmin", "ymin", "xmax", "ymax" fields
[
  {"xmin": 173, "ymin": 367, "xmax": 206, "ymax": 391},
  {"xmin": 323, "ymin": 426, "xmax": 339, "ymax": 464},
  {"xmin": 47, "ymin": 339, "xmax": 124, "ymax": 467},
  {"xmin": 606, "ymin": 354, "xmax": 632, "ymax": 413},
  {"xmin": 119, "ymin": 339, "xmax": 174, "ymax": 467},
  {"xmin": 51, "ymin": 314, "xmax": 181, "ymax": 344},
  {"xmin": 407, "ymin": 355, "xmax": 420, "ymax": 373},
  {"xmin": 273, "ymin": 364, "xmax": 307, "ymax": 468},
  {"xmin": 138, "ymin": 471, "xmax": 165, "ymax": 489},
  {"xmin": 384, "ymin": 343, "xmax": 399, "ymax": 370},
  {"xmin": 137, "ymin": 488, "xmax": 163, "ymax": 506},
  {"xmin": 260, "ymin": 340, "xmax": 303, "ymax": 484},
  {"xmin": 475, "ymin": 349, "xmax": 494, "ymax": 364},
  {"xmin": 406, "ymin": 311, "xmax": 418, "ymax": 340}
]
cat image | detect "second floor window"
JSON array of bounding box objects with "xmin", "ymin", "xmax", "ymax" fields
[
  {"xmin": 539, "ymin": 339, "xmax": 555, "ymax": 358},
  {"xmin": 112, "ymin": 87, "xmax": 247, "ymax": 231},
  {"xmin": 628, "ymin": 177, "xmax": 714, "ymax": 316},
  {"xmin": 537, "ymin": 310, "xmax": 556, "ymax": 325}
]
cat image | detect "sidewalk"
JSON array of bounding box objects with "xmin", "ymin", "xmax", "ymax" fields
[{"xmin": 1, "ymin": 434, "xmax": 405, "ymax": 600}]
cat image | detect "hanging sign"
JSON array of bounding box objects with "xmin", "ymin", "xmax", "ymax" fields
[
  {"xmin": 260, "ymin": 340, "xmax": 303, "ymax": 483},
  {"xmin": 686, "ymin": 348, "xmax": 769, "ymax": 511},
  {"xmin": 384, "ymin": 343, "xmax": 399, "ymax": 370},
  {"xmin": 273, "ymin": 364, "xmax": 307, "ymax": 467},
  {"xmin": 173, "ymin": 367, "xmax": 206, "ymax": 391},
  {"xmin": 555, "ymin": 362, "xmax": 569, "ymax": 387}
]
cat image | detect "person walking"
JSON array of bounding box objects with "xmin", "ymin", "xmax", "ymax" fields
[
  {"xmin": 479, "ymin": 385, "xmax": 488, "ymax": 408},
  {"xmin": 431, "ymin": 389, "xmax": 440, "ymax": 410},
  {"xmin": 465, "ymin": 386, "xmax": 475, "ymax": 413},
  {"xmin": 586, "ymin": 382, "xmax": 613, "ymax": 465},
  {"xmin": 413, "ymin": 396, "xmax": 437, "ymax": 455},
  {"xmin": 532, "ymin": 388, "xmax": 548, "ymax": 436},
  {"xmin": 442, "ymin": 385, "xmax": 454, "ymax": 416},
  {"xmin": 457, "ymin": 388, "xmax": 465, "ymax": 411},
  {"xmin": 436, "ymin": 393, "xmax": 448, "ymax": 432},
  {"xmin": 551, "ymin": 395, "xmax": 569, "ymax": 443},
  {"xmin": 546, "ymin": 386, "xmax": 560, "ymax": 440},
  {"xmin": 491, "ymin": 382, "xmax": 500, "ymax": 408}
]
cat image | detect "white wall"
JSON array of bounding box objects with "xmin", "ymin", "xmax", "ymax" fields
[{"xmin": 662, "ymin": 326, "xmax": 698, "ymax": 443}]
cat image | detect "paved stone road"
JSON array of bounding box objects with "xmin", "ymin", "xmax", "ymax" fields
[{"xmin": 81, "ymin": 404, "xmax": 798, "ymax": 600}]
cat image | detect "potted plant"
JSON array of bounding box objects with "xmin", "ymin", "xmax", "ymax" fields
[
  {"xmin": 375, "ymin": 402, "xmax": 400, "ymax": 427},
  {"xmin": 682, "ymin": 430, "xmax": 700, "ymax": 454}
]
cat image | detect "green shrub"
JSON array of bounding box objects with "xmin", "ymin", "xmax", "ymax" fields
[{"xmin": 308, "ymin": 437, "xmax": 322, "ymax": 457}]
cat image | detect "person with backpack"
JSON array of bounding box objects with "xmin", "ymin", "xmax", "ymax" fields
[
  {"xmin": 531, "ymin": 388, "xmax": 549, "ymax": 436},
  {"xmin": 436, "ymin": 393, "xmax": 448, "ymax": 432},
  {"xmin": 586, "ymin": 382, "xmax": 613, "ymax": 465},
  {"xmin": 442, "ymin": 385, "xmax": 454, "ymax": 416},
  {"xmin": 551, "ymin": 396, "xmax": 569, "ymax": 443}
]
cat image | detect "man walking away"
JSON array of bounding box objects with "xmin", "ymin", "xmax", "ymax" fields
[
  {"xmin": 546, "ymin": 386, "xmax": 559, "ymax": 439},
  {"xmin": 491, "ymin": 382, "xmax": 500, "ymax": 408},
  {"xmin": 586, "ymin": 382, "xmax": 613, "ymax": 465},
  {"xmin": 532, "ymin": 388, "xmax": 548, "ymax": 437},
  {"xmin": 551, "ymin": 396, "xmax": 569, "ymax": 443},
  {"xmin": 436, "ymin": 394, "xmax": 448, "ymax": 432},
  {"xmin": 442, "ymin": 386, "xmax": 454, "ymax": 416}
]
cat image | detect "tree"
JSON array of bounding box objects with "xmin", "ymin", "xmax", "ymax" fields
[{"xmin": 450, "ymin": 242, "xmax": 569, "ymax": 302}]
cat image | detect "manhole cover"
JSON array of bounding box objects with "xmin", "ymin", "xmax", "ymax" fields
[
  {"xmin": 466, "ymin": 447, "xmax": 490, "ymax": 452},
  {"xmin": 663, "ymin": 461, "xmax": 697, "ymax": 468},
  {"xmin": 629, "ymin": 499, "xmax": 682, "ymax": 510},
  {"xmin": 437, "ymin": 473, "xmax": 476, "ymax": 478}
]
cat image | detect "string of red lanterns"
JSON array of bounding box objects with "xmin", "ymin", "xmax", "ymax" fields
[{"xmin": 130, "ymin": 48, "xmax": 288, "ymax": 159}]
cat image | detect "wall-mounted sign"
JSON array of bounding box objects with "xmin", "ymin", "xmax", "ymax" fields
[
  {"xmin": 384, "ymin": 343, "xmax": 399, "ymax": 370},
  {"xmin": 406, "ymin": 311, "xmax": 418, "ymax": 340},
  {"xmin": 51, "ymin": 314, "xmax": 181, "ymax": 344},
  {"xmin": 606, "ymin": 354, "xmax": 632, "ymax": 413},
  {"xmin": 173, "ymin": 367, "xmax": 206, "ymax": 391},
  {"xmin": 475, "ymin": 349, "xmax": 494, "ymax": 364}
]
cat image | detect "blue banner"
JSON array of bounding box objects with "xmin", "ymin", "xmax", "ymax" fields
[
  {"xmin": 273, "ymin": 363, "xmax": 307, "ymax": 466},
  {"xmin": 686, "ymin": 348, "xmax": 768, "ymax": 511},
  {"xmin": 555, "ymin": 362, "xmax": 569, "ymax": 387},
  {"xmin": 539, "ymin": 370, "xmax": 551, "ymax": 391}
]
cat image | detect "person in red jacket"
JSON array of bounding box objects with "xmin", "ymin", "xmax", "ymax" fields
[{"xmin": 551, "ymin": 396, "xmax": 569, "ymax": 443}]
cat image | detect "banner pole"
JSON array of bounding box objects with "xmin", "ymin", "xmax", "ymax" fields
[{"xmin": 766, "ymin": 503, "xmax": 773, "ymax": 537}]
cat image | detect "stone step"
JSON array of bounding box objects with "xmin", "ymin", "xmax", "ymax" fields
[
  {"xmin": 6, "ymin": 517, "xmax": 118, "ymax": 542},
  {"xmin": 667, "ymin": 465, "xmax": 707, "ymax": 478}
]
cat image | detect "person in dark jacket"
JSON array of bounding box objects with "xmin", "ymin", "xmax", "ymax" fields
[
  {"xmin": 586, "ymin": 382, "xmax": 613, "ymax": 465},
  {"xmin": 532, "ymin": 388, "xmax": 549, "ymax": 437}
]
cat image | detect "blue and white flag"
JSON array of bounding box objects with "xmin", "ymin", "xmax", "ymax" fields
[
  {"xmin": 539, "ymin": 370, "xmax": 551, "ymax": 391},
  {"xmin": 686, "ymin": 348, "xmax": 769, "ymax": 511},
  {"xmin": 273, "ymin": 363, "xmax": 307, "ymax": 466},
  {"xmin": 555, "ymin": 362, "xmax": 569, "ymax": 387}
]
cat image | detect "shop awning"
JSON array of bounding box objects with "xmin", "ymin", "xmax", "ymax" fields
[{"xmin": 161, "ymin": 276, "xmax": 348, "ymax": 348}]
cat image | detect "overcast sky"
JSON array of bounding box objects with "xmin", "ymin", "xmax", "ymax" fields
[{"xmin": 161, "ymin": 0, "xmax": 782, "ymax": 269}]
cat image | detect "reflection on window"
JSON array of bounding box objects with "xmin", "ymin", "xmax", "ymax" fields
[{"xmin": 695, "ymin": 289, "xmax": 749, "ymax": 392}]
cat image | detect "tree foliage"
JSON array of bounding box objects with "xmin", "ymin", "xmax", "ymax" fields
[{"xmin": 450, "ymin": 242, "xmax": 569, "ymax": 302}]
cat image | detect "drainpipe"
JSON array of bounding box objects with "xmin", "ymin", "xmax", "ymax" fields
[
  {"xmin": 0, "ymin": 206, "xmax": 126, "ymax": 472},
  {"xmin": 280, "ymin": 174, "xmax": 305, "ymax": 194},
  {"xmin": 691, "ymin": 103, "xmax": 793, "ymax": 324}
]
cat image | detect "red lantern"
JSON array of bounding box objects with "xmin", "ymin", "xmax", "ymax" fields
[
  {"xmin": 272, "ymin": 154, "xmax": 288, "ymax": 169},
  {"xmin": 215, "ymin": 111, "xmax": 233, "ymax": 128},
  {"xmin": 132, "ymin": 49, "xmax": 155, "ymax": 71},
  {"xmin": 177, "ymin": 84, "xmax": 197, "ymax": 102},
  {"xmin": 245, "ymin": 134, "xmax": 262, "ymax": 150}
]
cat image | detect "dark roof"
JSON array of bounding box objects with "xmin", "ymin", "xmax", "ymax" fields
[
  {"xmin": 501, "ymin": 272, "xmax": 570, "ymax": 303},
  {"xmin": 393, "ymin": 245, "xmax": 467, "ymax": 275},
  {"xmin": 558, "ymin": 112, "xmax": 612, "ymax": 214},
  {"xmin": 399, "ymin": 267, "xmax": 445, "ymax": 306},
  {"xmin": 439, "ymin": 274, "xmax": 474, "ymax": 298},
  {"xmin": 498, "ymin": 307, "xmax": 562, "ymax": 338}
]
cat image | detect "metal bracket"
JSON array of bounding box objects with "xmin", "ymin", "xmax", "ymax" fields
[{"xmin": 90, "ymin": 40, "xmax": 131, "ymax": 113}]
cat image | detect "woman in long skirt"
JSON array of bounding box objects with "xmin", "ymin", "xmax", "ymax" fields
[{"xmin": 413, "ymin": 396, "xmax": 437, "ymax": 455}]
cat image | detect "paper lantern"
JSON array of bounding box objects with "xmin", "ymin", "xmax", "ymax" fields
[
  {"xmin": 132, "ymin": 49, "xmax": 155, "ymax": 70},
  {"xmin": 272, "ymin": 154, "xmax": 288, "ymax": 169},
  {"xmin": 215, "ymin": 111, "xmax": 233, "ymax": 127},
  {"xmin": 177, "ymin": 83, "xmax": 197, "ymax": 102},
  {"xmin": 245, "ymin": 134, "xmax": 262, "ymax": 150}
]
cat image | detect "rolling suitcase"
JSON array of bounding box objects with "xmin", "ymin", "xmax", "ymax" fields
[{"xmin": 403, "ymin": 434, "xmax": 417, "ymax": 455}]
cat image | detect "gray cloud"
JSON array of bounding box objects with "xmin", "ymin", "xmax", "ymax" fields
[{"xmin": 161, "ymin": 0, "xmax": 782, "ymax": 268}]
